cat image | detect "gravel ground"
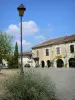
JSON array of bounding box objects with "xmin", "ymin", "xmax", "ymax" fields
[
  {"xmin": 0, "ymin": 69, "xmax": 20, "ymax": 98},
  {"xmin": 24, "ymin": 68, "xmax": 75, "ymax": 100}
]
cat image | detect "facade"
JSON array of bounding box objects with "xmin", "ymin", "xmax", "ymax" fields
[
  {"xmin": 18, "ymin": 51, "xmax": 34, "ymax": 68},
  {"xmin": 32, "ymin": 35, "xmax": 75, "ymax": 68}
]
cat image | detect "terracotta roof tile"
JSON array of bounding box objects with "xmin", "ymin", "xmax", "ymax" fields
[{"xmin": 19, "ymin": 51, "xmax": 32, "ymax": 56}]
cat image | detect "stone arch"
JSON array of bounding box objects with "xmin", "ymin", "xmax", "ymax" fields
[
  {"xmin": 69, "ymin": 58, "xmax": 75, "ymax": 68},
  {"xmin": 47, "ymin": 60, "xmax": 51, "ymax": 68},
  {"xmin": 57, "ymin": 59, "xmax": 64, "ymax": 68},
  {"xmin": 41, "ymin": 61, "xmax": 45, "ymax": 68}
]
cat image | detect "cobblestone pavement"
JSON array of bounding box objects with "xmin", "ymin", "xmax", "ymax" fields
[{"xmin": 24, "ymin": 68, "xmax": 75, "ymax": 100}]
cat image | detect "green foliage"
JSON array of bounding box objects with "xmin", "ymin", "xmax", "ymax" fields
[
  {"xmin": 13, "ymin": 42, "xmax": 18, "ymax": 68},
  {"xmin": 0, "ymin": 54, "xmax": 2, "ymax": 63},
  {"xmin": 5, "ymin": 71, "xmax": 57, "ymax": 100},
  {"xmin": 7, "ymin": 54, "xmax": 14, "ymax": 69},
  {"xmin": 7, "ymin": 55, "xmax": 18, "ymax": 69},
  {"xmin": 0, "ymin": 32, "xmax": 13, "ymax": 62},
  {"xmin": 0, "ymin": 64, "xmax": 2, "ymax": 72},
  {"xmin": 7, "ymin": 42, "xmax": 19, "ymax": 69}
]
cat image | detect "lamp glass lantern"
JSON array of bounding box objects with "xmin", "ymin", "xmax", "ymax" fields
[{"xmin": 17, "ymin": 4, "xmax": 26, "ymax": 16}]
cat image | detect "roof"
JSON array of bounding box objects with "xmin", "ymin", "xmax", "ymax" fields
[
  {"xmin": 19, "ymin": 51, "xmax": 32, "ymax": 56},
  {"xmin": 32, "ymin": 34, "xmax": 75, "ymax": 49}
]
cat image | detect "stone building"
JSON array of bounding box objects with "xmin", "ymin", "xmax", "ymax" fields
[
  {"xmin": 32, "ymin": 35, "xmax": 75, "ymax": 68},
  {"xmin": 18, "ymin": 51, "xmax": 33, "ymax": 68}
]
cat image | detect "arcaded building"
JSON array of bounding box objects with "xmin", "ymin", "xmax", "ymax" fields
[{"xmin": 32, "ymin": 35, "xmax": 75, "ymax": 68}]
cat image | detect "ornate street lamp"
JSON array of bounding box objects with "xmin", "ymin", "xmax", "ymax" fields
[{"xmin": 17, "ymin": 4, "xmax": 26, "ymax": 73}]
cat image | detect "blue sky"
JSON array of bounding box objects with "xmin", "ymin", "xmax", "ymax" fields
[{"xmin": 0, "ymin": 0, "xmax": 75, "ymax": 51}]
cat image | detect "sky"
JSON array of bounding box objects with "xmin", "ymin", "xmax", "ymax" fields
[{"xmin": 0, "ymin": 0, "xmax": 75, "ymax": 51}]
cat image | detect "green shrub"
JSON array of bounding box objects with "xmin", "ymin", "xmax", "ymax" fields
[
  {"xmin": 0, "ymin": 64, "xmax": 2, "ymax": 72},
  {"xmin": 7, "ymin": 55, "xmax": 19, "ymax": 69},
  {"xmin": 5, "ymin": 71, "xmax": 57, "ymax": 100},
  {"xmin": 7, "ymin": 55, "xmax": 13, "ymax": 68}
]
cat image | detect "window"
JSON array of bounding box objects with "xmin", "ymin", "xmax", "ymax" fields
[
  {"xmin": 70, "ymin": 45, "xmax": 74, "ymax": 53},
  {"xmin": 46, "ymin": 49, "xmax": 49, "ymax": 56},
  {"xmin": 36, "ymin": 50, "xmax": 39, "ymax": 57},
  {"xmin": 56, "ymin": 47, "xmax": 60, "ymax": 54}
]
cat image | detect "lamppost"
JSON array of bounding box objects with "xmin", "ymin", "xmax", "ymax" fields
[{"xmin": 17, "ymin": 4, "xmax": 26, "ymax": 73}]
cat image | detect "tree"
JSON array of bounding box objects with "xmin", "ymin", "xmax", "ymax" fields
[
  {"xmin": 13, "ymin": 42, "xmax": 18, "ymax": 68},
  {"xmin": 0, "ymin": 32, "xmax": 13, "ymax": 63},
  {"xmin": 7, "ymin": 42, "xmax": 19, "ymax": 69},
  {"xmin": 7, "ymin": 54, "xmax": 14, "ymax": 68}
]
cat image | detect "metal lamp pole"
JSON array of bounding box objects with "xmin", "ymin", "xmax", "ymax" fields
[
  {"xmin": 17, "ymin": 4, "xmax": 26, "ymax": 73},
  {"xmin": 20, "ymin": 16, "xmax": 23, "ymax": 73}
]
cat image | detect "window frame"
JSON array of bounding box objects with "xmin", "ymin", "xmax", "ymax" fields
[
  {"xmin": 70, "ymin": 45, "xmax": 74, "ymax": 53},
  {"xmin": 45, "ymin": 48, "xmax": 49, "ymax": 56},
  {"xmin": 56, "ymin": 47, "xmax": 60, "ymax": 54}
]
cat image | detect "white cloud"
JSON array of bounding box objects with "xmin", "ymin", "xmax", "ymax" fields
[
  {"xmin": 21, "ymin": 21, "xmax": 38, "ymax": 34},
  {"xmin": 6, "ymin": 24, "xmax": 20, "ymax": 38},
  {"xmin": 35, "ymin": 35, "xmax": 45, "ymax": 41},
  {"xmin": 6, "ymin": 20, "xmax": 38, "ymax": 36},
  {"xmin": 15, "ymin": 40, "xmax": 32, "ymax": 47},
  {"xmin": 22, "ymin": 40, "xmax": 32, "ymax": 47}
]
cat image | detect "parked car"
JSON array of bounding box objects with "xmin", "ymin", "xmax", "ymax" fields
[{"xmin": 24, "ymin": 64, "xmax": 30, "ymax": 68}]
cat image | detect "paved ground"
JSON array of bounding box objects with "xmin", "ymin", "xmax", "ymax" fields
[
  {"xmin": 24, "ymin": 68, "xmax": 75, "ymax": 100},
  {"xmin": 0, "ymin": 68, "xmax": 75, "ymax": 100}
]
